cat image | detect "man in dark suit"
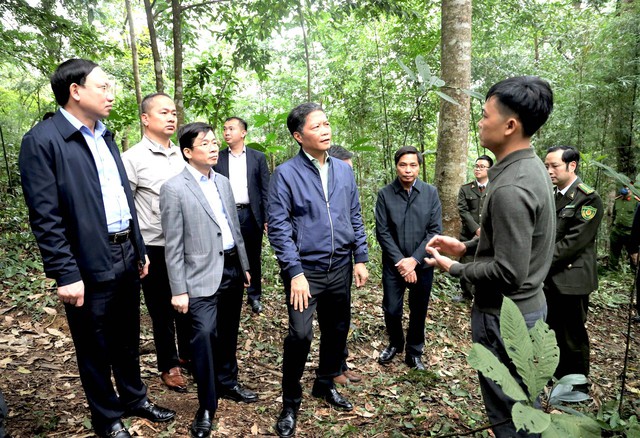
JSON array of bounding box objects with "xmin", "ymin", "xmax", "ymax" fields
[
  {"xmin": 456, "ymin": 155, "xmax": 493, "ymax": 301},
  {"xmin": 19, "ymin": 59, "xmax": 174, "ymax": 438},
  {"xmin": 214, "ymin": 117, "xmax": 270, "ymax": 314},
  {"xmin": 161, "ymin": 122, "xmax": 254, "ymax": 438},
  {"xmin": 544, "ymin": 145, "xmax": 603, "ymax": 381},
  {"xmin": 376, "ymin": 146, "xmax": 442, "ymax": 370}
]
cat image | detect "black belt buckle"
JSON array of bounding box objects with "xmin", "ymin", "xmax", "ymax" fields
[
  {"xmin": 235, "ymin": 204, "xmax": 249, "ymax": 210},
  {"xmin": 108, "ymin": 228, "xmax": 131, "ymax": 244},
  {"xmin": 224, "ymin": 247, "xmax": 238, "ymax": 258}
]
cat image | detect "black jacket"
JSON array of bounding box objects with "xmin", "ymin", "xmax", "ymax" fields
[{"xmin": 19, "ymin": 110, "xmax": 146, "ymax": 286}]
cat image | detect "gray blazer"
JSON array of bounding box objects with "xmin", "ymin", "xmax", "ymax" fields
[{"xmin": 160, "ymin": 166, "xmax": 250, "ymax": 298}]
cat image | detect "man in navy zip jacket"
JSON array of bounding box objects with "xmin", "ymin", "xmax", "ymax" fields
[{"xmin": 268, "ymin": 103, "xmax": 369, "ymax": 438}]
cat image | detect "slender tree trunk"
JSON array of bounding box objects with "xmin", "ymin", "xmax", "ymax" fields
[
  {"xmin": 125, "ymin": 0, "xmax": 143, "ymax": 139},
  {"xmin": 172, "ymin": 0, "xmax": 185, "ymax": 127},
  {"xmin": 374, "ymin": 27, "xmax": 392, "ymax": 180},
  {"xmin": 143, "ymin": 0, "xmax": 165, "ymax": 93},
  {"xmin": 297, "ymin": 2, "xmax": 311, "ymax": 102},
  {"xmin": 435, "ymin": 0, "xmax": 472, "ymax": 237}
]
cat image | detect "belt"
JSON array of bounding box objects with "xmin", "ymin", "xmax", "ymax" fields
[
  {"xmin": 108, "ymin": 228, "xmax": 131, "ymax": 244},
  {"xmin": 224, "ymin": 247, "xmax": 238, "ymax": 257},
  {"xmin": 235, "ymin": 204, "xmax": 249, "ymax": 210}
]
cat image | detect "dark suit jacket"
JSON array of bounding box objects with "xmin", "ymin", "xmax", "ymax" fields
[
  {"xmin": 545, "ymin": 177, "xmax": 603, "ymax": 295},
  {"xmin": 19, "ymin": 110, "xmax": 146, "ymax": 286},
  {"xmin": 375, "ymin": 178, "xmax": 442, "ymax": 269},
  {"xmin": 214, "ymin": 146, "xmax": 270, "ymax": 226},
  {"xmin": 457, "ymin": 181, "xmax": 488, "ymax": 241}
]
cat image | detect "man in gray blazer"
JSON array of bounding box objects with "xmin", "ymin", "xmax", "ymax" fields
[{"xmin": 160, "ymin": 122, "xmax": 253, "ymax": 438}]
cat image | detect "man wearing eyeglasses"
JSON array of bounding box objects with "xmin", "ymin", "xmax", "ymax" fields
[
  {"xmin": 161, "ymin": 122, "xmax": 252, "ymax": 438},
  {"xmin": 455, "ymin": 155, "xmax": 494, "ymax": 302},
  {"xmin": 19, "ymin": 59, "xmax": 175, "ymax": 438}
]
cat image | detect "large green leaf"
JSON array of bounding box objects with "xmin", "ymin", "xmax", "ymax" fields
[
  {"xmin": 434, "ymin": 90, "xmax": 460, "ymax": 106},
  {"xmin": 467, "ymin": 344, "xmax": 528, "ymax": 402},
  {"xmin": 512, "ymin": 402, "xmax": 550, "ymax": 434},
  {"xmin": 397, "ymin": 59, "xmax": 417, "ymax": 83},
  {"xmin": 500, "ymin": 298, "xmax": 537, "ymax": 402},
  {"xmin": 529, "ymin": 318, "xmax": 559, "ymax": 394},
  {"xmin": 543, "ymin": 413, "xmax": 601, "ymax": 438}
]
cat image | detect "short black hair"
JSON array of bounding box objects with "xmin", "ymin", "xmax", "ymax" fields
[
  {"xmin": 225, "ymin": 116, "xmax": 248, "ymax": 131},
  {"xmin": 547, "ymin": 145, "xmax": 580, "ymax": 170},
  {"xmin": 50, "ymin": 58, "xmax": 99, "ymax": 107},
  {"xmin": 486, "ymin": 76, "xmax": 553, "ymax": 138},
  {"xmin": 287, "ymin": 102, "xmax": 323, "ymax": 145},
  {"xmin": 476, "ymin": 154, "xmax": 494, "ymax": 167},
  {"xmin": 394, "ymin": 146, "xmax": 423, "ymax": 165},
  {"xmin": 42, "ymin": 111, "xmax": 55, "ymax": 121},
  {"xmin": 141, "ymin": 92, "xmax": 172, "ymax": 114},
  {"xmin": 178, "ymin": 122, "xmax": 214, "ymax": 162},
  {"xmin": 328, "ymin": 145, "xmax": 353, "ymax": 161}
]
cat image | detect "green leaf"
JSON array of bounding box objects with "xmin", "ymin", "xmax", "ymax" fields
[
  {"xmin": 512, "ymin": 402, "xmax": 550, "ymax": 434},
  {"xmin": 556, "ymin": 374, "xmax": 588, "ymax": 386},
  {"xmin": 398, "ymin": 59, "xmax": 417, "ymax": 83},
  {"xmin": 529, "ymin": 318, "xmax": 559, "ymax": 394},
  {"xmin": 352, "ymin": 137, "xmax": 372, "ymax": 147},
  {"xmin": 467, "ymin": 344, "xmax": 528, "ymax": 401},
  {"xmin": 253, "ymin": 114, "xmax": 270, "ymax": 128},
  {"xmin": 461, "ymin": 88, "xmax": 485, "ymax": 100},
  {"xmin": 245, "ymin": 142, "xmax": 266, "ymax": 152},
  {"xmin": 414, "ymin": 55, "xmax": 432, "ymax": 83},
  {"xmin": 434, "ymin": 90, "xmax": 460, "ymax": 106},
  {"xmin": 544, "ymin": 412, "xmax": 601, "ymax": 438},
  {"xmin": 500, "ymin": 298, "xmax": 537, "ymax": 402},
  {"xmin": 351, "ymin": 145, "xmax": 377, "ymax": 152}
]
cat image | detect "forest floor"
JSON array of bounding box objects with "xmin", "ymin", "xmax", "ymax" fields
[{"xmin": 0, "ymin": 269, "xmax": 639, "ymax": 437}]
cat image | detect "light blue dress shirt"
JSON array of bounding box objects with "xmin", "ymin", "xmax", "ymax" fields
[{"xmin": 60, "ymin": 108, "xmax": 131, "ymax": 232}]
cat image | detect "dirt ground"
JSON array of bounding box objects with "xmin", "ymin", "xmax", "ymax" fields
[{"xmin": 0, "ymin": 274, "xmax": 639, "ymax": 437}]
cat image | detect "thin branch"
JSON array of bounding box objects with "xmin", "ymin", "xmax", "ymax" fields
[{"xmin": 181, "ymin": 0, "xmax": 231, "ymax": 12}]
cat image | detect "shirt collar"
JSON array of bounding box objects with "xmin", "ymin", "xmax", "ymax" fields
[
  {"xmin": 303, "ymin": 150, "xmax": 330, "ymax": 169},
  {"xmin": 186, "ymin": 162, "xmax": 215, "ymax": 181},
  {"xmin": 143, "ymin": 135, "xmax": 178, "ymax": 154},
  {"xmin": 60, "ymin": 107, "xmax": 106, "ymax": 137},
  {"xmin": 558, "ymin": 176, "xmax": 578, "ymax": 195},
  {"xmin": 228, "ymin": 145, "xmax": 246, "ymax": 158}
]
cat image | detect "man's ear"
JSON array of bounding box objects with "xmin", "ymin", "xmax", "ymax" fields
[
  {"xmin": 292, "ymin": 131, "xmax": 303, "ymax": 144},
  {"xmin": 569, "ymin": 160, "xmax": 577, "ymax": 173},
  {"xmin": 504, "ymin": 117, "xmax": 519, "ymax": 137},
  {"xmin": 182, "ymin": 147, "xmax": 192, "ymax": 161},
  {"xmin": 69, "ymin": 84, "xmax": 81, "ymax": 103},
  {"xmin": 141, "ymin": 113, "xmax": 149, "ymax": 127}
]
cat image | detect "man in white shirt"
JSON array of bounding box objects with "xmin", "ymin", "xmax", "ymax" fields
[{"xmin": 122, "ymin": 93, "xmax": 190, "ymax": 392}]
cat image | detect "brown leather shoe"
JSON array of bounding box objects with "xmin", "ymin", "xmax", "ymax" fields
[
  {"xmin": 343, "ymin": 369, "xmax": 362, "ymax": 383},
  {"xmin": 333, "ymin": 373, "xmax": 348, "ymax": 385},
  {"xmin": 161, "ymin": 366, "xmax": 187, "ymax": 392}
]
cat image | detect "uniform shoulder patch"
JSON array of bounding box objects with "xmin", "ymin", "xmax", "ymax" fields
[
  {"xmin": 577, "ymin": 183, "xmax": 595, "ymax": 195},
  {"xmin": 581, "ymin": 205, "xmax": 597, "ymax": 221}
]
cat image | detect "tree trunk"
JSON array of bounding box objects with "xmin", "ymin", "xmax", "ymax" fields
[
  {"xmin": 434, "ymin": 0, "xmax": 472, "ymax": 238},
  {"xmin": 125, "ymin": 0, "xmax": 143, "ymax": 138},
  {"xmin": 172, "ymin": 0, "xmax": 185, "ymax": 127},
  {"xmin": 143, "ymin": 0, "xmax": 165, "ymax": 93},
  {"xmin": 297, "ymin": 1, "xmax": 312, "ymax": 102}
]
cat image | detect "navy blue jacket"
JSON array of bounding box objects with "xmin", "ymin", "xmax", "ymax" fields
[
  {"xmin": 375, "ymin": 178, "xmax": 442, "ymax": 268},
  {"xmin": 267, "ymin": 150, "xmax": 368, "ymax": 279},
  {"xmin": 19, "ymin": 110, "xmax": 146, "ymax": 287}
]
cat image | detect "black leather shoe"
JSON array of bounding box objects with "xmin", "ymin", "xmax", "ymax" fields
[
  {"xmin": 220, "ymin": 384, "xmax": 258, "ymax": 403},
  {"xmin": 378, "ymin": 345, "xmax": 401, "ymax": 365},
  {"xmin": 98, "ymin": 420, "xmax": 131, "ymax": 438},
  {"xmin": 126, "ymin": 400, "xmax": 176, "ymax": 422},
  {"xmin": 311, "ymin": 386, "xmax": 353, "ymax": 411},
  {"xmin": 190, "ymin": 408, "xmax": 213, "ymax": 438},
  {"xmin": 405, "ymin": 355, "xmax": 425, "ymax": 370},
  {"xmin": 249, "ymin": 299, "xmax": 263, "ymax": 314},
  {"xmin": 275, "ymin": 407, "xmax": 296, "ymax": 437}
]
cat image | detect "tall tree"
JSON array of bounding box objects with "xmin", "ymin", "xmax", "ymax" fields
[
  {"xmin": 143, "ymin": 0, "xmax": 165, "ymax": 93},
  {"xmin": 434, "ymin": 0, "xmax": 472, "ymax": 237},
  {"xmin": 125, "ymin": 0, "xmax": 143, "ymax": 140}
]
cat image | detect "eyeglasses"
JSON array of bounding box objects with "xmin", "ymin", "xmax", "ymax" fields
[
  {"xmin": 192, "ymin": 141, "xmax": 218, "ymax": 149},
  {"xmin": 474, "ymin": 165, "xmax": 489, "ymax": 170},
  {"xmin": 78, "ymin": 82, "xmax": 116, "ymax": 96}
]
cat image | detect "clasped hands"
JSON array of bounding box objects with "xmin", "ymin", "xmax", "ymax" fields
[{"xmin": 424, "ymin": 235, "xmax": 466, "ymax": 272}]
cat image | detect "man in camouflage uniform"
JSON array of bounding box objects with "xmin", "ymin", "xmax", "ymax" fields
[
  {"xmin": 544, "ymin": 146, "xmax": 603, "ymax": 381},
  {"xmin": 609, "ymin": 186, "xmax": 639, "ymax": 270}
]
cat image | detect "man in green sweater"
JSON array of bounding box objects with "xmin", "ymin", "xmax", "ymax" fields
[{"xmin": 425, "ymin": 76, "xmax": 554, "ymax": 438}]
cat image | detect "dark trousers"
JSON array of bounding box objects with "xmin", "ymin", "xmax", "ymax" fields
[
  {"xmin": 214, "ymin": 254, "xmax": 245, "ymax": 392},
  {"xmin": 471, "ymin": 305, "xmax": 546, "ymax": 438},
  {"xmin": 610, "ymin": 228, "xmax": 633, "ymax": 269},
  {"xmin": 382, "ymin": 262, "xmax": 434, "ymax": 357},
  {"xmin": 458, "ymin": 253, "xmax": 475, "ymax": 298},
  {"xmin": 141, "ymin": 245, "xmax": 191, "ymax": 372},
  {"xmin": 65, "ymin": 240, "xmax": 147, "ymax": 431},
  {"xmin": 189, "ymin": 251, "xmax": 243, "ymax": 412},
  {"xmin": 545, "ymin": 290, "xmax": 590, "ymax": 377},
  {"xmin": 281, "ymin": 264, "xmax": 352, "ymax": 411},
  {"xmin": 237, "ymin": 207, "xmax": 263, "ymax": 303}
]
